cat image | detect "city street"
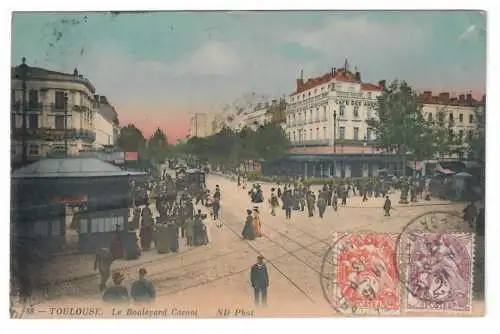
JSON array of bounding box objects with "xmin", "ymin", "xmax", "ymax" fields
[{"xmin": 24, "ymin": 172, "xmax": 483, "ymax": 318}]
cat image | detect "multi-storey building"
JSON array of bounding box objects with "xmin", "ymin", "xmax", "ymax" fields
[
  {"xmin": 418, "ymin": 91, "xmax": 484, "ymax": 149},
  {"xmin": 11, "ymin": 60, "xmax": 97, "ymax": 166},
  {"xmin": 241, "ymin": 102, "xmax": 272, "ymax": 130},
  {"xmin": 93, "ymin": 95, "xmax": 119, "ymax": 149},
  {"xmin": 272, "ymin": 64, "xmax": 399, "ymax": 178},
  {"xmin": 188, "ymin": 112, "xmax": 214, "ymax": 138}
]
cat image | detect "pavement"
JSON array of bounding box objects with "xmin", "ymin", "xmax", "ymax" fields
[{"xmin": 22, "ymin": 172, "xmax": 484, "ymax": 318}]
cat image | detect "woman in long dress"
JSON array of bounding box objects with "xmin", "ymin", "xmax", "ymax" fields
[
  {"xmin": 242, "ymin": 209, "xmax": 256, "ymax": 240},
  {"xmin": 252, "ymin": 207, "xmax": 263, "ymax": 237}
]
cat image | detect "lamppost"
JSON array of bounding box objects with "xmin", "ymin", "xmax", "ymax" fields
[
  {"xmin": 64, "ymin": 92, "xmax": 69, "ymax": 156},
  {"xmin": 333, "ymin": 110, "xmax": 337, "ymax": 153},
  {"xmin": 363, "ymin": 135, "xmax": 367, "ymax": 154},
  {"xmin": 20, "ymin": 57, "xmax": 28, "ymax": 165}
]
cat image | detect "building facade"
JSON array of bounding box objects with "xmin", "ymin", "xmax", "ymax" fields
[
  {"xmin": 418, "ymin": 91, "xmax": 484, "ymax": 151},
  {"xmin": 93, "ymin": 95, "xmax": 119, "ymax": 149},
  {"xmin": 241, "ymin": 102, "xmax": 272, "ymax": 130},
  {"xmin": 278, "ymin": 65, "xmax": 394, "ymax": 178},
  {"xmin": 11, "ymin": 61, "xmax": 97, "ymax": 165},
  {"xmin": 188, "ymin": 112, "xmax": 214, "ymax": 138}
]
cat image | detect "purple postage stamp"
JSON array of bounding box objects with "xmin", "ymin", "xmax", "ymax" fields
[{"xmin": 404, "ymin": 233, "xmax": 474, "ymax": 313}]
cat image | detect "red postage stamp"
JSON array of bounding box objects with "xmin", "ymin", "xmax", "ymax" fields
[
  {"xmin": 403, "ymin": 232, "xmax": 474, "ymax": 313},
  {"xmin": 332, "ymin": 232, "xmax": 400, "ymax": 315}
]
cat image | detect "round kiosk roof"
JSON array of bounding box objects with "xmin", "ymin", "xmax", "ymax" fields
[{"xmin": 12, "ymin": 157, "xmax": 147, "ymax": 179}]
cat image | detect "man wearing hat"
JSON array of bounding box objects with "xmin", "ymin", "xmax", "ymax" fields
[
  {"xmin": 102, "ymin": 271, "xmax": 129, "ymax": 302},
  {"xmin": 250, "ymin": 255, "xmax": 269, "ymax": 306},
  {"xmin": 131, "ymin": 268, "xmax": 156, "ymax": 302}
]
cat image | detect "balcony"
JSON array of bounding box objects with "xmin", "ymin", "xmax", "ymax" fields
[{"xmin": 11, "ymin": 127, "xmax": 96, "ymax": 143}]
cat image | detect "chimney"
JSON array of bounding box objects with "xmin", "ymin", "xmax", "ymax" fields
[
  {"xmin": 355, "ymin": 71, "xmax": 361, "ymax": 82},
  {"xmin": 296, "ymin": 78, "xmax": 304, "ymax": 90},
  {"xmin": 459, "ymin": 94, "xmax": 465, "ymax": 101},
  {"xmin": 466, "ymin": 93, "xmax": 472, "ymax": 101},
  {"xmin": 73, "ymin": 68, "xmax": 78, "ymax": 76},
  {"xmin": 378, "ymin": 80, "xmax": 386, "ymax": 89},
  {"xmin": 333, "ymin": 67, "xmax": 337, "ymax": 76},
  {"xmin": 439, "ymin": 92, "xmax": 450, "ymax": 103},
  {"xmin": 300, "ymin": 69, "xmax": 304, "ymax": 80}
]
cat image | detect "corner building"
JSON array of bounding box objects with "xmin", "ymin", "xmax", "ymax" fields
[
  {"xmin": 273, "ymin": 65, "xmax": 402, "ymax": 178},
  {"xmin": 11, "ymin": 62, "xmax": 96, "ymax": 166}
]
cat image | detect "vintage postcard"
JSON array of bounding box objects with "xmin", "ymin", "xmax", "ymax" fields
[{"xmin": 9, "ymin": 10, "xmax": 485, "ymax": 318}]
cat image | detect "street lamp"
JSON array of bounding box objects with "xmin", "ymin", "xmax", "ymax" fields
[
  {"xmin": 363, "ymin": 135, "xmax": 367, "ymax": 154},
  {"xmin": 19, "ymin": 57, "xmax": 29, "ymax": 165},
  {"xmin": 64, "ymin": 92, "xmax": 69, "ymax": 156},
  {"xmin": 333, "ymin": 110, "xmax": 337, "ymax": 153}
]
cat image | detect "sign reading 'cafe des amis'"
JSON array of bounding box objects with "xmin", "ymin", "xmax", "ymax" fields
[{"xmin": 335, "ymin": 99, "xmax": 377, "ymax": 107}]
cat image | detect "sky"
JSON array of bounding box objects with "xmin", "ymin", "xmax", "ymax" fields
[{"xmin": 11, "ymin": 11, "xmax": 486, "ymax": 142}]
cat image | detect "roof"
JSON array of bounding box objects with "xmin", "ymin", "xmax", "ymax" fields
[
  {"xmin": 288, "ymin": 145, "xmax": 390, "ymax": 155},
  {"xmin": 12, "ymin": 157, "xmax": 147, "ymax": 179},
  {"xmin": 96, "ymin": 98, "xmax": 119, "ymax": 124},
  {"xmin": 290, "ymin": 69, "xmax": 383, "ymax": 96},
  {"xmin": 11, "ymin": 64, "xmax": 96, "ymax": 93}
]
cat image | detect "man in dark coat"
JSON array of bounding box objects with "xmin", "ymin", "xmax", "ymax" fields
[
  {"xmin": 282, "ymin": 190, "xmax": 293, "ymax": 219},
  {"xmin": 383, "ymin": 196, "xmax": 392, "ymax": 216},
  {"xmin": 102, "ymin": 272, "xmax": 129, "ymax": 302},
  {"xmin": 317, "ymin": 193, "xmax": 327, "ymax": 218},
  {"xmin": 95, "ymin": 248, "xmax": 114, "ymax": 292},
  {"xmin": 250, "ymin": 255, "xmax": 269, "ymax": 306},
  {"xmin": 242, "ymin": 209, "xmax": 256, "ymax": 240},
  {"xmin": 306, "ymin": 191, "xmax": 315, "ymax": 217},
  {"xmin": 131, "ymin": 268, "xmax": 156, "ymax": 302},
  {"xmin": 332, "ymin": 192, "xmax": 338, "ymax": 211}
]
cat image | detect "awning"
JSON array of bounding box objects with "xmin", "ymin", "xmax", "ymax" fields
[
  {"xmin": 435, "ymin": 164, "xmax": 455, "ymax": 175},
  {"xmin": 407, "ymin": 161, "xmax": 422, "ymax": 170}
]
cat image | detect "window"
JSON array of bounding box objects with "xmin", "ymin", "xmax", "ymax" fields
[
  {"xmin": 427, "ymin": 113, "xmax": 433, "ymax": 122},
  {"xmin": 353, "ymin": 127, "xmax": 359, "ymax": 140},
  {"xmin": 11, "ymin": 115, "xmax": 16, "ymax": 130},
  {"xmin": 339, "ymin": 105, "xmax": 345, "ymax": 116},
  {"xmin": 353, "ymin": 106, "xmax": 359, "ymax": 117},
  {"xmin": 55, "ymin": 91, "xmax": 65, "ymax": 109},
  {"xmin": 28, "ymin": 114, "xmax": 38, "ymax": 129},
  {"xmin": 55, "ymin": 115, "xmax": 65, "ymax": 129},
  {"xmin": 323, "ymin": 107, "xmax": 327, "ymax": 121},
  {"xmin": 316, "ymin": 127, "xmax": 319, "ymax": 139},
  {"xmin": 449, "ymin": 113, "xmax": 454, "ymax": 124},
  {"xmin": 458, "ymin": 130, "xmax": 464, "ymax": 143},
  {"xmin": 467, "ymin": 130, "xmax": 473, "ymax": 141},
  {"xmin": 28, "ymin": 90, "xmax": 38, "ymax": 108},
  {"xmin": 469, "ymin": 114, "xmax": 474, "ymax": 123},
  {"xmin": 309, "ymin": 129, "xmax": 312, "ymax": 140},
  {"xmin": 28, "ymin": 144, "xmax": 39, "ymax": 156},
  {"xmin": 459, "ymin": 113, "xmax": 464, "ymax": 123},
  {"xmin": 339, "ymin": 126, "xmax": 345, "ymax": 139},
  {"xmin": 323, "ymin": 126, "xmax": 327, "ymax": 139},
  {"xmin": 367, "ymin": 128, "xmax": 372, "ymax": 141},
  {"xmin": 308, "ymin": 92, "xmax": 311, "ymax": 97},
  {"xmin": 448, "ymin": 129, "xmax": 454, "ymax": 140},
  {"xmin": 309, "ymin": 110, "xmax": 312, "ymax": 123}
]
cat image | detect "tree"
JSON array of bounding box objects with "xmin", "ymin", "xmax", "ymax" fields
[
  {"xmin": 431, "ymin": 108, "xmax": 459, "ymax": 158},
  {"xmin": 147, "ymin": 128, "xmax": 169, "ymax": 164},
  {"xmin": 116, "ymin": 124, "xmax": 146, "ymax": 154},
  {"xmin": 468, "ymin": 105, "xmax": 485, "ymax": 162},
  {"xmin": 253, "ymin": 123, "xmax": 290, "ymax": 161},
  {"xmin": 366, "ymin": 80, "xmax": 431, "ymax": 176}
]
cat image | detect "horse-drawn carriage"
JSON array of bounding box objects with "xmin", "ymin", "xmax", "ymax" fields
[{"xmin": 175, "ymin": 168, "xmax": 206, "ymax": 197}]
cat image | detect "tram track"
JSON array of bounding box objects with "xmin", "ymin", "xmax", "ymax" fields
[{"xmin": 217, "ymin": 213, "xmax": 317, "ymax": 303}]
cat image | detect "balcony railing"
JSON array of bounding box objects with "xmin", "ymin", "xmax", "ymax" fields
[{"xmin": 11, "ymin": 127, "xmax": 96, "ymax": 142}]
